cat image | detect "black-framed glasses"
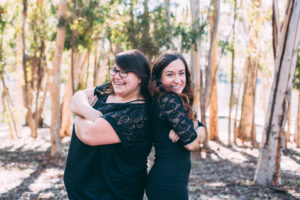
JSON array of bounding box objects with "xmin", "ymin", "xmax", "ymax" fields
[{"xmin": 109, "ymin": 67, "xmax": 129, "ymax": 78}]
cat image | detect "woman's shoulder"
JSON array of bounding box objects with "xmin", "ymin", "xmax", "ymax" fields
[
  {"xmin": 157, "ymin": 91, "xmax": 181, "ymax": 104},
  {"xmin": 94, "ymin": 83, "xmax": 112, "ymax": 97},
  {"xmin": 95, "ymin": 82, "xmax": 110, "ymax": 92}
]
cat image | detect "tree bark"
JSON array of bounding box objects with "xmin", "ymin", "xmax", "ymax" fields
[
  {"xmin": 254, "ymin": 0, "xmax": 300, "ymax": 186},
  {"xmin": 295, "ymin": 90, "xmax": 300, "ymax": 147},
  {"xmin": 238, "ymin": 0, "xmax": 261, "ymax": 146},
  {"xmin": 209, "ymin": 1, "xmax": 219, "ymax": 141},
  {"xmin": 285, "ymin": 102, "xmax": 291, "ymax": 147},
  {"xmin": 272, "ymin": 0, "xmax": 280, "ymax": 59},
  {"xmin": 228, "ymin": 0, "xmax": 237, "ymax": 146},
  {"xmin": 190, "ymin": 0, "xmax": 201, "ymax": 114},
  {"xmin": 50, "ymin": 0, "xmax": 67, "ymax": 157}
]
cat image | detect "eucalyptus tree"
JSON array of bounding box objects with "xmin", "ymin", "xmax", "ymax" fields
[
  {"xmin": 0, "ymin": 4, "xmax": 19, "ymax": 138},
  {"xmin": 208, "ymin": 0, "xmax": 220, "ymax": 141},
  {"xmin": 294, "ymin": 49, "xmax": 300, "ymax": 147},
  {"xmin": 254, "ymin": 0, "xmax": 300, "ymax": 186},
  {"xmin": 237, "ymin": 0, "xmax": 262, "ymax": 147},
  {"xmin": 190, "ymin": 0, "xmax": 201, "ymax": 115},
  {"xmin": 228, "ymin": 0, "xmax": 237, "ymax": 147},
  {"xmin": 50, "ymin": 0, "xmax": 67, "ymax": 157},
  {"xmin": 60, "ymin": 0, "xmax": 114, "ymax": 137},
  {"xmin": 125, "ymin": 0, "xmax": 175, "ymax": 62}
]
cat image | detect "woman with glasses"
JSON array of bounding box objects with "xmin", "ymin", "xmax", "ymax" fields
[
  {"xmin": 146, "ymin": 52, "xmax": 205, "ymax": 200},
  {"xmin": 64, "ymin": 49, "xmax": 152, "ymax": 200}
]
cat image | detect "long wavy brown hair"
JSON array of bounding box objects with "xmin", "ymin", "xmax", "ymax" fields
[{"xmin": 149, "ymin": 51, "xmax": 197, "ymax": 120}]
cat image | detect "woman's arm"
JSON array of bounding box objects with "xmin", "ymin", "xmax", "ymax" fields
[
  {"xmin": 70, "ymin": 87, "xmax": 102, "ymax": 121},
  {"xmin": 184, "ymin": 126, "xmax": 205, "ymax": 151},
  {"xmin": 159, "ymin": 92, "xmax": 199, "ymax": 151},
  {"xmin": 74, "ymin": 115, "xmax": 121, "ymax": 146}
]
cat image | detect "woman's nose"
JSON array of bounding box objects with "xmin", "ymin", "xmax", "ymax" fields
[{"xmin": 174, "ymin": 75, "xmax": 181, "ymax": 83}]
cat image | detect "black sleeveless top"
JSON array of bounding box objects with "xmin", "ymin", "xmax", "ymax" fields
[{"xmin": 64, "ymin": 83, "xmax": 152, "ymax": 200}]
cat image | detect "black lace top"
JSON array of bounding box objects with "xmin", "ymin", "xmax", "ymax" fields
[
  {"xmin": 158, "ymin": 92, "xmax": 197, "ymax": 145},
  {"xmin": 64, "ymin": 83, "xmax": 152, "ymax": 200},
  {"xmin": 146, "ymin": 92, "xmax": 200, "ymax": 199}
]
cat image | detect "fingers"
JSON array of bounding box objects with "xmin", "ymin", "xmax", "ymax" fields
[
  {"xmin": 88, "ymin": 96, "xmax": 98, "ymax": 106},
  {"xmin": 169, "ymin": 129, "xmax": 179, "ymax": 143}
]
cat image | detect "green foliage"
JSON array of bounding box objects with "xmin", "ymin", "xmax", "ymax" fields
[
  {"xmin": 174, "ymin": 21, "xmax": 207, "ymax": 52},
  {"xmin": 64, "ymin": 0, "xmax": 112, "ymax": 51},
  {"xmin": 294, "ymin": 48, "xmax": 300, "ymax": 90},
  {"xmin": 0, "ymin": 5, "xmax": 7, "ymax": 72},
  {"xmin": 218, "ymin": 39, "xmax": 232, "ymax": 55}
]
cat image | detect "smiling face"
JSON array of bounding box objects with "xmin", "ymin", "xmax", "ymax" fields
[
  {"xmin": 160, "ymin": 59, "xmax": 186, "ymax": 94},
  {"xmin": 110, "ymin": 65, "xmax": 141, "ymax": 99}
]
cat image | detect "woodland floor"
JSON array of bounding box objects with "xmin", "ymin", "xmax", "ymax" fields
[{"xmin": 0, "ymin": 125, "xmax": 300, "ymax": 200}]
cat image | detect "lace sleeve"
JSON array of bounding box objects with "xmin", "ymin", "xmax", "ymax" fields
[
  {"xmin": 101, "ymin": 105, "xmax": 150, "ymax": 144},
  {"xmin": 158, "ymin": 92, "xmax": 197, "ymax": 145}
]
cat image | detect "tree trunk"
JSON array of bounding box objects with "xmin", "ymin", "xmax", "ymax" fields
[
  {"xmin": 15, "ymin": 32, "xmax": 24, "ymax": 137},
  {"xmin": 254, "ymin": 0, "xmax": 300, "ymax": 186},
  {"xmin": 209, "ymin": 1, "xmax": 219, "ymax": 141},
  {"xmin": 0, "ymin": 71, "xmax": 19, "ymax": 138},
  {"xmin": 60, "ymin": 64, "xmax": 73, "ymax": 137},
  {"xmin": 238, "ymin": 0, "xmax": 261, "ymax": 146},
  {"xmin": 201, "ymin": 0, "xmax": 220, "ymax": 146},
  {"xmin": 295, "ymin": 91, "xmax": 300, "ymax": 147},
  {"xmin": 21, "ymin": 0, "xmax": 36, "ymax": 138},
  {"xmin": 272, "ymin": 0, "xmax": 280, "ymax": 59},
  {"xmin": 285, "ymin": 102, "xmax": 291, "ymax": 147},
  {"xmin": 204, "ymin": 0, "xmax": 220, "ymax": 110},
  {"xmin": 228, "ymin": 0, "xmax": 237, "ymax": 146},
  {"xmin": 190, "ymin": 0, "xmax": 201, "ymax": 114},
  {"xmin": 50, "ymin": 0, "xmax": 67, "ymax": 157}
]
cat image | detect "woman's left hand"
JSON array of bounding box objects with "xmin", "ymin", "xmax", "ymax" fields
[{"xmin": 169, "ymin": 129, "xmax": 179, "ymax": 143}]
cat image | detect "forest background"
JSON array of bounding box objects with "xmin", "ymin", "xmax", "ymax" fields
[{"xmin": 0, "ymin": 0, "xmax": 300, "ymax": 199}]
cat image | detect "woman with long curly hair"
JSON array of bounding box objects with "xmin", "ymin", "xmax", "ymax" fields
[{"xmin": 146, "ymin": 52, "xmax": 205, "ymax": 200}]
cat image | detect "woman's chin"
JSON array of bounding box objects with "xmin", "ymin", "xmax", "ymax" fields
[{"xmin": 171, "ymin": 88, "xmax": 183, "ymax": 94}]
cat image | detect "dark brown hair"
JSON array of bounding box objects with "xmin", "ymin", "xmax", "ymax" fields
[
  {"xmin": 101, "ymin": 49, "xmax": 151, "ymax": 104},
  {"xmin": 149, "ymin": 51, "xmax": 196, "ymax": 120}
]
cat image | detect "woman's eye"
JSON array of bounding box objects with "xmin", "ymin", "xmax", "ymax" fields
[{"xmin": 166, "ymin": 74, "xmax": 174, "ymax": 77}]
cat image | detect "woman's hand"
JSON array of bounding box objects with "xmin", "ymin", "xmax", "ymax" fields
[
  {"xmin": 184, "ymin": 126, "xmax": 206, "ymax": 151},
  {"xmin": 169, "ymin": 129, "xmax": 179, "ymax": 143},
  {"xmin": 71, "ymin": 88, "xmax": 102, "ymax": 121},
  {"xmin": 196, "ymin": 126, "xmax": 206, "ymax": 144},
  {"xmin": 88, "ymin": 95, "xmax": 98, "ymax": 107},
  {"xmin": 83, "ymin": 109, "xmax": 102, "ymax": 121}
]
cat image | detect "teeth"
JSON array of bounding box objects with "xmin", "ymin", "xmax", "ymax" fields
[{"xmin": 172, "ymin": 86, "xmax": 181, "ymax": 88}]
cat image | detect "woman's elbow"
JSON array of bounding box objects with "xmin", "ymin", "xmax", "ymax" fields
[
  {"xmin": 77, "ymin": 128, "xmax": 98, "ymax": 146},
  {"xmin": 80, "ymin": 134, "xmax": 98, "ymax": 146}
]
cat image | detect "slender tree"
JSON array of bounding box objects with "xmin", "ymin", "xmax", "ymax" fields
[
  {"xmin": 50, "ymin": 0, "xmax": 67, "ymax": 157},
  {"xmin": 294, "ymin": 49, "xmax": 300, "ymax": 147},
  {"xmin": 228, "ymin": 0, "xmax": 237, "ymax": 146},
  {"xmin": 190, "ymin": 0, "xmax": 201, "ymax": 114},
  {"xmin": 208, "ymin": 0, "xmax": 220, "ymax": 141},
  {"xmin": 295, "ymin": 90, "xmax": 300, "ymax": 147},
  {"xmin": 237, "ymin": 0, "xmax": 262, "ymax": 147},
  {"xmin": 0, "ymin": 5, "xmax": 22, "ymax": 138},
  {"xmin": 254, "ymin": 0, "xmax": 300, "ymax": 186}
]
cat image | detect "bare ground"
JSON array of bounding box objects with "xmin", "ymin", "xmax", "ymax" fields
[{"xmin": 0, "ymin": 126, "xmax": 300, "ymax": 200}]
